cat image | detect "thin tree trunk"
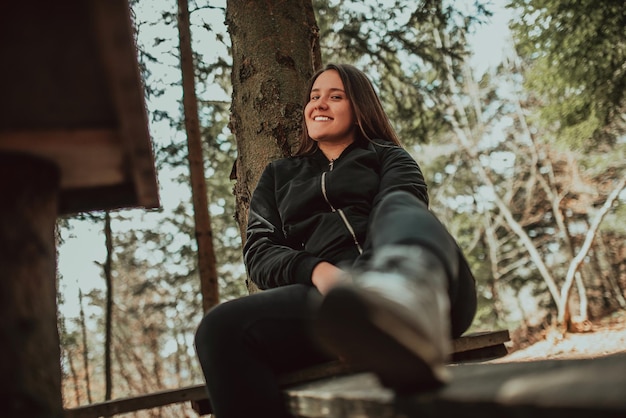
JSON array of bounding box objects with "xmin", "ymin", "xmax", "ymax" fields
[
  {"xmin": 174, "ymin": 331, "xmax": 183, "ymax": 387},
  {"xmin": 104, "ymin": 211, "xmax": 113, "ymax": 402},
  {"xmin": 177, "ymin": 0, "xmax": 220, "ymax": 311},
  {"xmin": 149, "ymin": 326, "xmax": 162, "ymax": 388},
  {"xmin": 575, "ymin": 271, "xmax": 588, "ymax": 324},
  {"xmin": 78, "ymin": 288, "xmax": 93, "ymax": 404},
  {"xmin": 67, "ymin": 346, "xmax": 81, "ymax": 406},
  {"xmin": 482, "ymin": 215, "xmax": 504, "ymax": 320},
  {"xmin": 113, "ymin": 346, "xmax": 143, "ymax": 394},
  {"xmin": 113, "ymin": 326, "xmax": 153, "ymax": 394}
]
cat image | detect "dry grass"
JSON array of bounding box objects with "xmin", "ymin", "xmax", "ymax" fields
[{"xmin": 490, "ymin": 310, "xmax": 626, "ymax": 363}]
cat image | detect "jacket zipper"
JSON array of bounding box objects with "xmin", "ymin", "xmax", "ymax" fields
[{"xmin": 321, "ymin": 159, "xmax": 363, "ymax": 254}]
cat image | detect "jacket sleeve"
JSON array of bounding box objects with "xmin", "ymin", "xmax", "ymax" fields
[
  {"xmin": 373, "ymin": 144, "xmax": 429, "ymax": 208},
  {"xmin": 243, "ymin": 163, "xmax": 324, "ymax": 290}
]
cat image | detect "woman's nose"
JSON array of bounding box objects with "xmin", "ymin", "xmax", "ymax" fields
[{"xmin": 315, "ymin": 99, "xmax": 328, "ymax": 110}]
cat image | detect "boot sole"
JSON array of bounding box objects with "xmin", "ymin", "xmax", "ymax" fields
[{"xmin": 314, "ymin": 285, "xmax": 447, "ymax": 393}]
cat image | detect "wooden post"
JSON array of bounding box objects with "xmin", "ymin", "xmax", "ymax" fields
[{"xmin": 0, "ymin": 152, "xmax": 63, "ymax": 418}]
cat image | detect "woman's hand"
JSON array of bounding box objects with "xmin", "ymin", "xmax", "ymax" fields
[{"xmin": 311, "ymin": 262, "xmax": 350, "ymax": 295}]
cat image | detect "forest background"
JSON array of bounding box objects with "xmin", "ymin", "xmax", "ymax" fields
[{"xmin": 56, "ymin": 0, "xmax": 626, "ymax": 416}]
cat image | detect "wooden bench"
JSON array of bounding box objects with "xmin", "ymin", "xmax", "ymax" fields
[{"xmin": 64, "ymin": 330, "xmax": 509, "ymax": 417}]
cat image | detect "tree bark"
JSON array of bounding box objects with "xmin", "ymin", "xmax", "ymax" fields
[
  {"xmin": 0, "ymin": 152, "xmax": 63, "ymax": 418},
  {"xmin": 226, "ymin": 0, "xmax": 321, "ymax": 292},
  {"xmin": 177, "ymin": 0, "xmax": 220, "ymax": 311}
]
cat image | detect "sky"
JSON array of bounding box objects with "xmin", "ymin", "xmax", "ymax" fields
[
  {"xmin": 469, "ymin": 2, "xmax": 513, "ymax": 75},
  {"xmin": 56, "ymin": 1, "xmax": 514, "ymax": 320}
]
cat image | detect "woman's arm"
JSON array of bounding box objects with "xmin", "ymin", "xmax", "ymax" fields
[
  {"xmin": 354, "ymin": 144, "xmax": 430, "ymax": 264},
  {"xmin": 373, "ymin": 144, "xmax": 429, "ymax": 207},
  {"xmin": 243, "ymin": 163, "xmax": 325, "ymax": 290}
]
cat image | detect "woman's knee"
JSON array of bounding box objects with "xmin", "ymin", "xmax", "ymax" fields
[
  {"xmin": 194, "ymin": 307, "xmax": 215, "ymax": 352},
  {"xmin": 194, "ymin": 301, "xmax": 241, "ymax": 361}
]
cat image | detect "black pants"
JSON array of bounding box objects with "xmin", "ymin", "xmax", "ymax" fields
[{"xmin": 194, "ymin": 191, "xmax": 477, "ymax": 417}]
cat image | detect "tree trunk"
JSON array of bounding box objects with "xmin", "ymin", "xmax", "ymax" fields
[
  {"xmin": 557, "ymin": 177, "xmax": 626, "ymax": 329},
  {"xmin": 226, "ymin": 0, "xmax": 321, "ymax": 292},
  {"xmin": 104, "ymin": 211, "xmax": 113, "ymax": 403},
  {"xmin": 0, "ymin": 153, "xmax": 63, "ymax": 418},
  {"xmin": 177, "ymin": 0, "xmax": 220, "ymax": 311},
  {"xmin": 67, "ymin": 346, "xmax": 81, "ymax": 406},
  {"xmin": 482, "ymin": 214, "xmax": 506, "ymax": 323},
  {"xmin": 78, "ymin": 288, "xmax": 93, "ymax": 404}
]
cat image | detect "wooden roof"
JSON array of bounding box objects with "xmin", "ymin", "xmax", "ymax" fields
[{"xmin": 0, "ymin": 0, "xmax": 159, "ymax": 214}]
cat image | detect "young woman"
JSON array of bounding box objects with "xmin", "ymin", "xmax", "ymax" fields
[{"xmin": 195, "ymin": 63, "xmax": 477, "ymax": 418}]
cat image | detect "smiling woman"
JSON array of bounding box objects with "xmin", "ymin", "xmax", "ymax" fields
[{"xmin": 193, "ymin": 63, "xmax": 478, "ymax": 418}]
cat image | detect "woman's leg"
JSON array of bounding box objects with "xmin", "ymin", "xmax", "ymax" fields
[
  {"xmin": 366, "ymin": 190, "xmax": 477, "ymax": 336},
  {"xmin": 195, "ymin": 284, "xmax": 331, "ymax": 418},
  {"xmin": 315, "ymin": 191, "xmax": 477, "ymax": 392}
]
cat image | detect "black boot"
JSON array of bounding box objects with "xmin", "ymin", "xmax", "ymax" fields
[{"xmin": 314, "ymin": 245, "xmax": 451, "ymax": 393}]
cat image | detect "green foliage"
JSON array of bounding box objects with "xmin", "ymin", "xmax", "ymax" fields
[{"xmin": 509, "ymin": 0, "xmax": 626, "ymax": 147}]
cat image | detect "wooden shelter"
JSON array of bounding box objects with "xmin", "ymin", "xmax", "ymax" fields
[{"xmin": 0, "ymin": 1, "xmax": 159, "ymax": 416}]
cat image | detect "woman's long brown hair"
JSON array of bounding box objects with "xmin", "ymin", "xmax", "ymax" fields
[{"xmin": 294, "ymin": 63, "xmax": 403, "ymax": 156}]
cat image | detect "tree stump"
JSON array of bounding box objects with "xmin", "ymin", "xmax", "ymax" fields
[{"xmin": 0, "ymin": 152, "xmax": 63, "ymax": 417}]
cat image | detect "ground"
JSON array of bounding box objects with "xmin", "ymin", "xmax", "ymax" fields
[{"xmin": 491, "ymin": 310, "xmax": 626, "ymax": 362}]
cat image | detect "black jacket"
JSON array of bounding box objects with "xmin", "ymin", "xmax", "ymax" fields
[{"xmin": 243, "ymin": 139, "xmax": 429, "ymax": 290}]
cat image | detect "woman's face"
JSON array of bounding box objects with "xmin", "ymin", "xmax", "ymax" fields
[{"xmin": 304, "ymin": 69, "xmax": 356, "ymax": 147}]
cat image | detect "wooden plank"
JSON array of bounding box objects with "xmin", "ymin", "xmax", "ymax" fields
[
  {"xmin": 0, "ymin": 129, "xmax": 153, "ymax": 213},
  {"xmin": 0, "ymin": 129, "xmax": 123, "ymax": 189},
  {"xmin": 274, "ymin": 330, "xmax": 512, "ymax": 388},
  {"xmin": 285, "ymin": 352, "xmax": 626, "ymax": 418},
  {"xmin": 65, "ymin": 330, "xmax": 509, "ymax": 417},
  {"xmin": 91, "ymin": 0, "xmax": 160, "ymax": 211},
  {"xmin": 452, "ymin": 342, "xmax": 509, "ymax": 362},
  {"xmin": 451, "ymin": 329, "xmax": 510, "ymax": 362},
  {"xmin": 64, "ymin": 385, "xmax": 208, "ymax": 418},
  {"xmin": 452, "ymin": 329, "xmax": 510, "ymax": 353}
]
